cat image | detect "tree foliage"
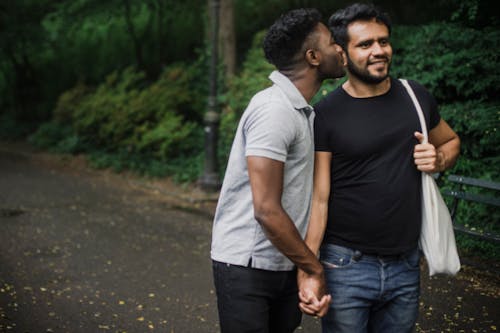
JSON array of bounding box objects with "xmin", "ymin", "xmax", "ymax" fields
[
  {"xmin": 1, "ymin": 0, "xmax": 498, "ymax": 190},
  {"xmin": 391, "ymin": 23, "xmax": 499, "ymax": 102},
  {"xmin": 0, "ymin": 0, "xmax": 205, "ymax": 133}
]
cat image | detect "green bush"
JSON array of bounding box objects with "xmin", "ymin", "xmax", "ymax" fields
[
  {"xmin": 71, "ymin": 65, "xmax": 203, "ymax": 160},
  {"xmin": 86, "ymin": 148, "xmax": 203, "ymax": 182},
  {"xmin": 218, "ymin": 31, "xmax": 274, "ymax": 170},
  {"xmin": 440, "ymin": 101, "xmax": 499, "ymax": 175},
  {"xmin": 28, "ymin": 121, "xmax": 83, "ymax": 154},
  {"xmin": 391, "ymin": 23, "xmax": 500, "ymax": 102},
  {"xmin": 31, "ymin": 61, "xmax": 206, "ymax": 182},
  {"xmin": 53, "ymin": 82, "xmax": 92, "ymax": 124},
  {"xmin": 223, "ymin": 31, "xmax": 274, "ymax": 116}
]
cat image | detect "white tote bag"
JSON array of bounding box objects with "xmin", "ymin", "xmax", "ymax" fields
[{"xmin": 400, "ymin": 79, "xmax": 461, "ymax": 276}]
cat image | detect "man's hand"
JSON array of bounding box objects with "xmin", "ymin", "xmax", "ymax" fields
[
  {"xmin": 414, "ymin": 132, "xmax": 444, "ymax": 173},
  {"xmin": 297, "ymin": 269, "xmax": 331, "ymax": 317}
]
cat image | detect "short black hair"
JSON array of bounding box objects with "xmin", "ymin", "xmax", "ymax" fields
[
  {"xmin": 263, "ymin": 8, "xmax": 322, "ymax": 70},
  {"xmin": 328, "ymin": 3, "xmax": 391, "ymax": 50}
]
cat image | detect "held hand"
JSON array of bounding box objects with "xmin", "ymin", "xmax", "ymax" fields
[
  {"xmin": 297, "ymin": 269, "xmax": 331, "ymax": 317},
  {"xmin": 298, "ymin": 290, "xmax": 331, "ymax": 317},
  {"xmin": 414, "ymin": 132, "xmax": 443, "ymax": 173}
]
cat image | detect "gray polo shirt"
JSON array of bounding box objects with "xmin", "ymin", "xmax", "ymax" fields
[{"xmin": 210, "ymin": 70, "xmax": 315, "ymax": 271}]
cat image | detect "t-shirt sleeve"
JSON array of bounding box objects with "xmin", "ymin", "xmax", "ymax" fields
[
  {"xmin": 428, "ymin": 94, "xmax": 441, "ymax": 130},
  {"xmin": 313, "ymin": 103, "xmax": 331, "ymax": 152},
  {"xmin": 243, "ymin": 102, "xmax": 296, "ymax": 162}
]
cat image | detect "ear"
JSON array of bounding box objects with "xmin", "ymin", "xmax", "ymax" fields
[{"xmin": 305, "ymin": 49, "xmax": 321, "ymax": 66}]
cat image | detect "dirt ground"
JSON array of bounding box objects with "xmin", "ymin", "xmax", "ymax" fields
[{"xmin": 0, "ymin": 141, "xmax": 499, "ymax": 333}]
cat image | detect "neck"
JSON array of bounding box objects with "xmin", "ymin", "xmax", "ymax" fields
[
  {"xmin": 280, "ymin": 67, "xmax": 322, "ymax": 103},
  {"xmin": 343, "ymin": 75, "xmax": 391, "ymax": 98}
]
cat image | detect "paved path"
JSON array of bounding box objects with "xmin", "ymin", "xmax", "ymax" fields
[{"xmin": 0, "ymin": 143, "xmax": 498, "ymax": 332}]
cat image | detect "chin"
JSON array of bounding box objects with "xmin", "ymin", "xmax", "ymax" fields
[
  {"xmin": 370, "ymin": 69, "xmax": 388, "ymax": 76},
  {"xmin": 371, "ymin": 72, "xmax": 389, "ymax": 81}
]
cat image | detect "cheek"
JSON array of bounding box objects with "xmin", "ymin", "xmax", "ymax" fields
[
  {"xmin": 347, "ymin": 48, "xmax": 366, "ymax": 60},
  {"xmin": 379, "ymin": 43, "xmax": 392, "ymax": 57},
  {"xmin": 347, "ymin": 53, "xmax": 366, "ymax": 66}
]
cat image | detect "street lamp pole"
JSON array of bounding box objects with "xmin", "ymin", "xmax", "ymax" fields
[{"xmin": 199, "ymin": 0, "xmax": 221, "ymax": 191}]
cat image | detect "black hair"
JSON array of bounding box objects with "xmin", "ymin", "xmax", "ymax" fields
[
  {"xmin": 263, "ymin": 8, "xmax": 322, "ymax": 70},
  {"xmin": 328, "ymin": 3, "xmax": 391, "ymax": 50}
]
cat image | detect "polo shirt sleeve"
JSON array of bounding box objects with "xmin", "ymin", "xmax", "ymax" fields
[{"xmin": 243, "ymin": 102, "xmax": 297, "ymax": 162}]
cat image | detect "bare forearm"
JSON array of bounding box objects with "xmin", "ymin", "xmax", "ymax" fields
[
  {"xmin": 428, "ymin": 119, "xmax": 461, "ymax": 173},
  {"xmin": 255, "ymin": 209, "xmax": 323, "ymax": 276},
  {"xmin": 436, "ymin": 136, "xmax": 460, "ymax": 172},
  {"xmin": 304, "ymin": 201, "xmax": 328, "ymax": 256},
  {"xmin": 305, "ymin": 151, "xmax": 332, "ymax": 255},
  {"xmin": 247, "ymin": 155, "xmax": 323, "ymax": 276}
]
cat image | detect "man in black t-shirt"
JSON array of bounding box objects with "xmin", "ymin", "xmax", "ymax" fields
[{"xmin": 297, "ymin": 3, "xmax": 460, "ymax": 333}]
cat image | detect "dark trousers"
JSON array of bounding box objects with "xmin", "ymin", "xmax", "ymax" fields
[{"xmin": 212, "ymin": 260, "xmax": 302, "ymax": 333}]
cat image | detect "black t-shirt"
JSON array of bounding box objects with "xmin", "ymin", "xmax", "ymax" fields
[{"xmin": 314, "ymin": 77, "xmax": 441, "ymax": 255}]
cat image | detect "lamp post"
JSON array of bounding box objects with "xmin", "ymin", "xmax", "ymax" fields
[{"xmin": 199, "ymin": 0, "xmax": 221, "ymax": 191}]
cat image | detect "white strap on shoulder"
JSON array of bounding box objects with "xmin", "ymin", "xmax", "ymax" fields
[{"xmin": 400, "ymin": 79, "xmax": 428, "ymax": 143}]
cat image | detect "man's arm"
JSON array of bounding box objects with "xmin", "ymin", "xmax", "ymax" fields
[
  {"xmin": 247, "ymin": 155, "xmax": 330, "ymax": 316},
  {"xmin": 247, "ymin": 155, "xmax": 323, "ymax": 276},
  {"xmin": 297, "ymin": 152, "xmax": 332, "ymax": 316},
  {"xmin": 414, "ymin": 119, "xmax": 460, "ymax": 173},
  {"xmin": 304, "ymin": 152, "xmax": 332, "ymax": 255}
]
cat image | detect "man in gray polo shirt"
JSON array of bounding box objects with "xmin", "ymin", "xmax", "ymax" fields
[{"xmin": 211, "ymin": 8, "xmax": 345, "ymax": 333}]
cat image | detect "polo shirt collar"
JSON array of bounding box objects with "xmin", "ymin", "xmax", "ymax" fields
[{"xmin": 269, "ymin": 70, "xmax": 313, "ymax": 117}]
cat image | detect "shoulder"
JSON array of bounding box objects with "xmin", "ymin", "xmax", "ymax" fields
[
  {"xmin": 245, "ymin": 86, "xmax": 291, "ymax": 119},
  {"xmin": 250, "ymin": 84, "xmax": 286, "ymax": 107},
  {"xmin": 314, "ymin": 87, "xmax": 344, "ymax": 116},
  {"xmin": 408, "ymin": 80, "xmax": 430, "ymax": 94},
  {"xmin": 396, "ymin": 78, "xmax": 433, "ymax": 99},
  {"xmin": 242, "ymin": 96, "xmax": 297, "ymax": 135}
]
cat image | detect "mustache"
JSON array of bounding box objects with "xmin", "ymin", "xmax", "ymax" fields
[{"xmin": 368, "ymin": 56, "xmax": 390, "ymax": 64}]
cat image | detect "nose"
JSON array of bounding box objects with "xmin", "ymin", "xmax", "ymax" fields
[{"xmin": 371, "ymin": 42, "xmax": 384, "ymax": 55}]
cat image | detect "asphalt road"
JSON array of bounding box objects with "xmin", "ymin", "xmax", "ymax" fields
[{"xmin": 0, "ymin": 143, "xmax": 499, "ymax": 333}]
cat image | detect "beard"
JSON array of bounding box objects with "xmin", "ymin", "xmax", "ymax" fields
[
  {"xmin": 318, "ymin": 54, "xmax": 346, "ymax": 81},
  {"xmin": 347, "ymin": 56, "xmax": 390, "ymax": 84},
  {"xmin": 318, "ymin": 65, "xmax": 346, "ymax": 81}
]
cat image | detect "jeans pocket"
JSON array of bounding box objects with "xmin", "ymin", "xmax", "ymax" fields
[
  {"xmin": 320, "ymin": 249, "xmax": 354, "ymax": 270},
  {"xmin": 403, "ymin": 248, "xmax": 421, "ymax": 270}
]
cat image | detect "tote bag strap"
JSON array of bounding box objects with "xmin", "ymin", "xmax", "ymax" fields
[{"xmin": 400, "ymin": 79, "xmax": 428, "ymax": 143}]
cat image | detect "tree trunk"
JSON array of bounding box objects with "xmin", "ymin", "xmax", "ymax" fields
[
  {"xmin": 122, "ymin": 0, "xmax": 145, "ymax": 72},
  {"xmin": 219, "ymin": 0, "xmax": 236, "ymax": 80},
  {"xmin": 5, "ymin": 45, "xmax": 41, "ymax": 118}
]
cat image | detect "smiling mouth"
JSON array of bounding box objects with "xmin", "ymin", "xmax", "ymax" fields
[{"xmin": 368, "ymin": 60, "xmax": 387, "ymax": 66}]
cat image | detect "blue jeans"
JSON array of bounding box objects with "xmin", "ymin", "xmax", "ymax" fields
[
  {"xmin": 320, "ymin": 244, "xmax": 420, "ymax": 333},
  {"xmin": 212, "ymin": 260, "xmax": 302, "ymax": 333}
]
